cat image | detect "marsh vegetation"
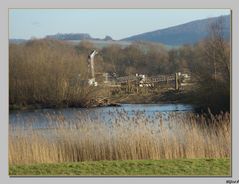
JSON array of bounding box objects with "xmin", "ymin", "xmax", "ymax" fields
[{"xmin": 9, "ymin": 109, "xmax": 230, "ymax": 165}]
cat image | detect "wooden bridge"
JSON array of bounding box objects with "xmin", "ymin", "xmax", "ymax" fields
[
  {"xmin": 143, "ymin": 74, "xmax": 176, "ymax": 83},
  {"xmin": 112, "ymin": 73, "xmax": 190, "ymax": 90},
  {"xmin": 116, "ymin": 74, "xmax": 179, "ymax": 84},
  {"xmin": 86, "ymin": 71, "xmax": 192, "ymax": 91}
]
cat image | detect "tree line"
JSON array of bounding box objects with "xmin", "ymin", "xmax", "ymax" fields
[{"xmin": 9, "ymin": 19, "xmax": 230, "ymax": 112}]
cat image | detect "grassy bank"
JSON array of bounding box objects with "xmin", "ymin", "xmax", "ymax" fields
[{"xmin": 9, "ymin": 158, "xmax": 230, "ymax": 176}]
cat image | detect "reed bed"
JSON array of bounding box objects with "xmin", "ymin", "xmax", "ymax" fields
[{"xmin": 9, "ymin": 110, "xmax": 231, "ymax": 165}]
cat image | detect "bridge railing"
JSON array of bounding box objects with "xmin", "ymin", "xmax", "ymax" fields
[
  {"xmin": 116, "ymin": 74, "xmax": 176, "ymax": 84},
  {"xmin": 104, "ymin": 72, "xmax": 192, "ymax": 91}
]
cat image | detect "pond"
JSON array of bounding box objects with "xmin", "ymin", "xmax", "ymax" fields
[{"xmin": 9, "ymin": 103, "xmax": 195, "ymax": 130}]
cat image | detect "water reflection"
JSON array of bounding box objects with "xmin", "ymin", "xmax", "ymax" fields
[{"xmin": 9, "ymin": 103, "xmax": 194, "ymax": 130}]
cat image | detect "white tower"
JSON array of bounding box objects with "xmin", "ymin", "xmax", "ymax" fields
[{"xmin": 88, "ymin": 50, "xmax": 98, "ymax": 86}]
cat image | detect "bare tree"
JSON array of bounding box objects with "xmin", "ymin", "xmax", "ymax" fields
[
  {"xmin": 205, "ymin": 16, "xmax": 230, "ymax": 82},
  {"xmin": 188, "ymin": 16, "xmax": 231, "ymax": 112}
]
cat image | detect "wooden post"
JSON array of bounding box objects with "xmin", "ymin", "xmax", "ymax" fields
[{"xmin": 175, "ymin": 72, "xmax": 179, "ymax": 91}]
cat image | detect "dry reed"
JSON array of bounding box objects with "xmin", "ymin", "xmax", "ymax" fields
[{"xmin": 9, "ymin": 111, "xmax": 231, "ymax": 165}]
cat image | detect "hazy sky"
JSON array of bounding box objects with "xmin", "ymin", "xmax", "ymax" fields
[{"xmin": 9, "ymin": 9, "xmax": 230, "ymax": 40}]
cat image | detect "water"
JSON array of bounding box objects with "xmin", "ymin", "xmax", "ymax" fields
[{"xmin": 9, "ymin": 103, "xmax": 194, "ymax": 130}]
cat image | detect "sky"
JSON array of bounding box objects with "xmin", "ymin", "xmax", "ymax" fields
[{"xmin": 9, "ymin": 9, "xmax": 230, "ymax": 40}]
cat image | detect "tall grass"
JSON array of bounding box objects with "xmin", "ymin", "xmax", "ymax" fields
[{"xmin": 9, "ymin": 111, "xmax": 230, "ymax": 165}]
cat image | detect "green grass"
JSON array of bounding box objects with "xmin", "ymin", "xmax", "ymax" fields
[{"xmin": 9, "ymin": 158, "xmax": 230, "ymax": 176}]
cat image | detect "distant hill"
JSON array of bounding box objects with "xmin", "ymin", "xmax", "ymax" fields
[
  {"xmin": 45, "ymin": 33, "xmax": 92, "ymax": 40},
  {"xmin": 9, "ymin": 15, "xmax": 230, "ymax": 47},
  {"xmin": 66, "ymin": 40, "xmax": 132, "ymax": 49},
  {"xmin": 9, "ymin": 33, "xmax": 115, "ymax": 44},
  {"xmin": 121, "ymin": 15, "xmax": 230, "ymax": 46},
  {"xmin": 45, "ymin": 33, "xmax": 115, "ymax": 42},
  {"xmin": 9, "ymin": 39, "xmax": 27, "ymax": 44}
]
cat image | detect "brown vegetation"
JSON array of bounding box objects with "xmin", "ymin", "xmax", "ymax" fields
[
  {"xmin": 9, "ymin": 112, "xmax": 230, "ymax": 165},
  {"xmin": 188, "ymin": 18, "xmax": 230, "ymax": 112},
  {"xmin": 9, "ymin": 19, "xmax": 230, "ymax": 112},
  {"xmin": 9, "ymin": 39, "xmax": 104, "ymax": 108}
]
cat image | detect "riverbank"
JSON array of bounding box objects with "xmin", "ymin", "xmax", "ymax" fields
[
  {"xmin": 9, "ymin": 102, "xmax": 121, "ymax": 111},
  {"xmin": 9, "ymin": 158, "xmax": 230, "ymax": 176},
  {"xmin": 9, "ymin": 88, "xmax": 195, "ymax": 111},
  {"xmin": 114, "ymin": 89, "xmax": 194, "ymax": 104},
  {"xmin": 111, "ymin": 88, "xmax": 229, "ymax": 114},
  {"xmin": 9, "ymin": 86, "xmax": 229, "ymax": 115}
]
